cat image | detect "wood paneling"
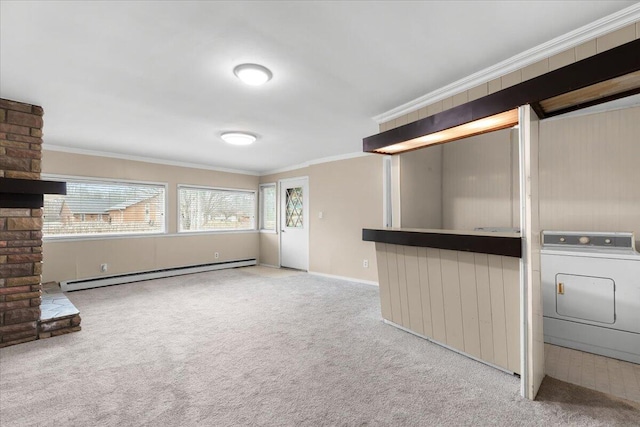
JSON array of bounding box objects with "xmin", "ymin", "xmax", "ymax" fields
[
  {"xmin": 375, "ymin": 243, "xmax": 393, "ymax": 320},
  {"xmin": 442, "ymin": 129, "xmax": 514, "ymax": 230},
  {"xmin": 375, "ymin": 243, "xmax": 520, "ymax": 374},
  {"xmin": 458, "ymin": 251, "xmax": 482, "ymax": 359},
  {"xmin": 404, "ymin": 246, "xmax": 424, "ymax": 334},
  {"xmin": 386, "ymin": 244, "xmax": 403, "ymax": 325},
  {"xmin": 474, "ymin": 253, "xmax": 495, "ymax": 362},
  {"xmin": 488, "ymin": 254, "xmax": 509, "ymax": 370},
  {"xmin": 539, "ymin": 106, "xmax": 640, "ymax": 247},
  {"xmin": 440, "ymin": 250, "xmax": 465, "ymax": 350},
  {"xmin": 427, "ymin": 248, "xmax": 447, "ymax": 343}
]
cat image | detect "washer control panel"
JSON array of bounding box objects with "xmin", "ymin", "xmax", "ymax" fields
[{"xmin": 542, "ymin": 231, "xmax": 634, "ymax": 250}]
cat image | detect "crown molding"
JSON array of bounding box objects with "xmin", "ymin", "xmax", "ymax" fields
[
  {"xmin": 259, "ymin": 151, "xmax": 373, "ymax": 176},
  {"xmin": 373, "ymin": 4, "xmax": 640, "ymax": 124},
  {"xmin": 43, "ymin": 144, "xmax": 260, "ymax": 176}
]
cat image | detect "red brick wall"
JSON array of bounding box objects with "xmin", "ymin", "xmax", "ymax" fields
[{"xmin": 0, "ymin": 98, "xmax": 45, "ymax": 347}]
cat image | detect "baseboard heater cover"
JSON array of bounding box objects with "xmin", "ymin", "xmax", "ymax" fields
[{"xmin": 60, "ymin": 259, "xmax": 257, "ymax": 292}]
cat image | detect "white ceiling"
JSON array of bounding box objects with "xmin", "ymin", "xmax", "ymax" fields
[{"xmin": 0, "ymin": 1, "xmax": 636, "ymax": 174}]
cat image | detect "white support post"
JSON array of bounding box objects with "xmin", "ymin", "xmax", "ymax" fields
[{"xmin": 519, "ymin": 105, "xmax": 544, "ymax": 399}]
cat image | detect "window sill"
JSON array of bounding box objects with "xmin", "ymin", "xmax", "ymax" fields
[{"xmin": 44, "ymin": 229, "xmax": 259, "ymax": 242}]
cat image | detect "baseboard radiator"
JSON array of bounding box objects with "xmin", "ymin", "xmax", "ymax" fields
[{"xmin": 60, "ymin": 259, "xmax": 257, "ymax": 292}]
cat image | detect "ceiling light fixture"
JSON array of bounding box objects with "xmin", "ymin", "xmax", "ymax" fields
[
  {"xmin": 220, "ymin": 132, "xmax": 256, "ymax": 146},
  {"xmin": 233, "ymin": 63, "xmax": 273, "ymax": 86}
]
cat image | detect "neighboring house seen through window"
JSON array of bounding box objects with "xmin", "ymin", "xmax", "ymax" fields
[
  {"xmin": 178, "ymin": 186, "xmax": 256, "ymax": 232},
  {"xmin": 43, "ymin": 179, "xmax": 166, "ymax": 238},
  {"xmin": 259, "ymin": 183, "xmax": 276, "ymax": 231}
]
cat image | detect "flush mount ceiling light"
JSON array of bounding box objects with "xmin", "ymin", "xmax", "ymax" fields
[
  {"xmin": 233, "ymin": 63, "xmax": 273, "ymax": 86},
  {"xmin": 373, "ymin": 109, "xmax": 519, "ymax": 154},
  {"xmin": 220, "ymin": 132, "xmax": 256, "ymax": 146}
]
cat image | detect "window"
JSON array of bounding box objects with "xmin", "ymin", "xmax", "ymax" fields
[
  {"xmin": 285, "ymin": 187, "xmax": 303, "ymax": 227},
  {"xmin": 179, "ymin": 186, "xmax": 256, "ymax": 232},
  {"xmin": 259, "ymin": 183, "xmax": 276, "ymax": 231},
  {"xmin": 43, "ymin": 178, "xmax": 166, "ymax": 238}
]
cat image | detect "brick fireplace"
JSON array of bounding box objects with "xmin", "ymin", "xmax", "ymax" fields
[{"xmin": 0, "ymin": 98, "xmax": 76, "ymax": 348}]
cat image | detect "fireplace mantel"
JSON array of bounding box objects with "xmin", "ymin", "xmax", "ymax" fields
[{"xmin": 0, "ymin": 177, "xmax": 66, "ymax": 208}]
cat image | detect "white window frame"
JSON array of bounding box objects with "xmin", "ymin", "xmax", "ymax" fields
[
  {"xmin": 177, "ymin": 184, "xmax": 258, "ymax": 234},
  {"xmin": 42, "ymin": 174, "xmax": 169, "ymax": 241},
  {"xmin": 259, "ymin": 183, "xmax": 277, "ymax": 233}
]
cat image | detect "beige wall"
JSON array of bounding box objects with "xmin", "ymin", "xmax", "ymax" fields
[
  {"xmin": 539, "ymin": 106, "xmax": 640, "ymax": 245},
  {"xmin": 260, "ymin": 155, "xmax": 383, "ymax": 282},
  {"xmin": 42, "ymin": 150, "xmax": 260, "ymax": 282},
  {"xmin": 441, "ymin": 129, "xmax": 517, "ymax": 230},
  {"xmin": 399, "ymin": 146, "xmax": 442, "ymax": 229},
  {"xmin": 399, "ymin": 128, "xmax": 517, "ymax": 231}
]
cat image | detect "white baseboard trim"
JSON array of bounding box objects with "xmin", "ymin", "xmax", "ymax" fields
[
  {"xmin": 308, "ymin": 271, "xmax": 378, "ymax": 286},
  {"xmin": 383, "ymin": 319, "xmax": 516, "ymax": 376},
  {"xmin": 259, "ymin": 263, "xmax": 280, "ymax": 269},
  {"xmin": 61, "ymin": 259, "xmax": 257, "ymax": 292}
]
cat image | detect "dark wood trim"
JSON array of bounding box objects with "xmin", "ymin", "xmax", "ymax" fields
[
  {"xmin": 530, "ymin": 102, "xmax": 546, "ymax": 120},
  {"xmin": 362, "ymin": 228, "xmax": 522, "ymax": 258},
  {"xmin": 0, "ymin": 177, "xmax": 66, "ymax": 195},
  {"xmin": 364, "ymin": 38, "xmax": 640, "ymax": 153},
  {"xmin": 0, "ymin": 178, "xmax": 66, "ymax": 208},
  {"xmin": 0, "ymin": 194, "xmax": 44, "ymax": 209}
]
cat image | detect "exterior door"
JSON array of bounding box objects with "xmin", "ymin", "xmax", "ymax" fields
[{"xmin": 280, "ymin": 177, "xmax": 309, "ymax": 270}]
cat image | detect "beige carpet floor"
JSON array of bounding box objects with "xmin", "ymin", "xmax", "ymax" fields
[{"xmin": 0, "ymin": 266, "xmax": 638, "ymax": 426}]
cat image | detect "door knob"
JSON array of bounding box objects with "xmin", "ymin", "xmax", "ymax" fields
[{"xmin": 557, "ymin": 282, "xmax": 564, "ymax": 295}]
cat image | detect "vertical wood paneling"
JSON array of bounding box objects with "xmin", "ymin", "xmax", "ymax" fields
[
  {"xmin": 396, "ymin": 246, "xmax": 410, "ymax": 327},
  {"xmin": 440, "ymin": 250, "xmax": 465, "ymax": 350},
  {"xmin": 375, "ymin": 243, "xmax": 392, "ymax": 320},
  {"xmin": 488, "ymin": 254, "xmax": 509, "ymax": 370},
  {"xmin": 474, "ymin": 253, "xmax": 495, "ymax": 363},
  {"xmin": 404, "ymin": 246, "xmax": 424, "ymax": 334},
  {"xmin": 386, "ymin": 244, "xmax": 403, "ymax": 325},
  {"xmin": 442, "ymin": 129, "xmax": 513, "ymax": 230},
  {"xmin": 502, "ymin": 256, "xmax": 521, "ymax": 373},
  {"xmin": 417, "ymin": 247, "xmax": 433, "ymax": 337},
  {"xmin": 377, "ymin": 246, "xmax": 519, "ymax": 374},
  {"xmin": 458, "ymin": 251, "xmax": 482, "ymax": 358},
  {"xmin": 539, "ymin": 107, "xmax": 640, "ymax": 248},
  {"xmin": 400, "ymin": 146, "xmax": 443, "ymax": 229},
  {"xmin": 427, "ymin": 248, "xmax": 447, "ymax": 343}
]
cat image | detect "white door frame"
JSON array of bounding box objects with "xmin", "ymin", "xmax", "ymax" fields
[{"xmin": 278, "ymin": 176, "xmax": 309, "ymax": 270}]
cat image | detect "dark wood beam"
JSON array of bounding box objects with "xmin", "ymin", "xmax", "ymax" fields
[{"xmin": 364, "ymin": 38, "xmax": 640, "ymax": 153}]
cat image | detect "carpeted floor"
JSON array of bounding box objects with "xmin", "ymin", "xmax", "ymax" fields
[{"xmin": 1, "ymin": 266, "xmax": 638, "ymax": 426}]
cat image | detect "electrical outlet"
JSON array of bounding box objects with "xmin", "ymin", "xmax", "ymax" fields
[
  {"xmin": 363, "ymin": 259, "xmax": 369, "ymax": 268},
  {"xmin": 214, "ymin": 252, "xmax": 220, "ymax": 259},
  {"xmin": 100, "ymin": 263, "xmax": 108, "ymax": 272}
]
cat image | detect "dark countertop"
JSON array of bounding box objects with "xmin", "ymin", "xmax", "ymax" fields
[{"xmin": 362, "ymin": 227, "xmax": 522, "ymax": 258}]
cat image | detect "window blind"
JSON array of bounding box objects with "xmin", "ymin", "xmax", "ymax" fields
[
  {"xmin": 43, "ymin": 179, "xmax": 166, "ymax": 238},
  {"xmin": 179, "ymin": 186, "xmax": 256, "ymax": 232},
  {"xmin": 260, "ymin": 184, "xmax": 276, "ymax": 231}
]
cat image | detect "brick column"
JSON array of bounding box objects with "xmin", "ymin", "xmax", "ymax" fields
[{"xmin": 0, "ymin": 98, "xmax": 45, "ymax": 347}]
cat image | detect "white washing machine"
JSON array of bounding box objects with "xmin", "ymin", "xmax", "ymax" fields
[{"xmin": 541, "ymin": 231, "xmax": 640, "ymax": 364}]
